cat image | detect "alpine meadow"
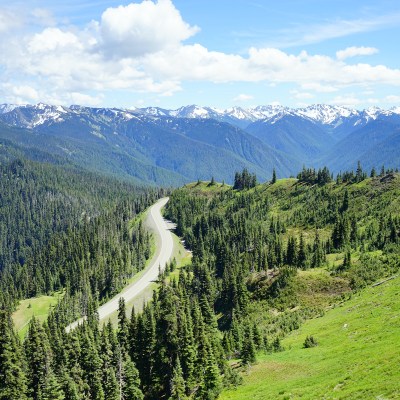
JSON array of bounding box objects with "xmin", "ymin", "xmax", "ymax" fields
[{"xmin": 1, "ymin": 1, "xmax": 400, "ymax": 399}]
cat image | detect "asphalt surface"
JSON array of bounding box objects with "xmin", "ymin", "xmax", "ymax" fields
[{"xmin": 66, "ymin": 197, "xmax": 174, "ymax": 332}]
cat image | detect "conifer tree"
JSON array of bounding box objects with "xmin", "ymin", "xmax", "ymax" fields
[
  {"xmin": 272, "ymin": 168, "xmax": 277, "ymax": 184},
  {"xmin": 169, "ymin": 357, "xmax": 187, "ymax": 400},
  {"xmin": 0, "ymin": 310, "xmax": 29, "ymax": 400},
  {"xmin": 41, "ymin": 372, "xmax": 65, "ymax": 400},
  {"xmin": 197, "ymin": 337, "xmax": 222, "ymax": 400},
  {"xmin": 311, "ymin": 230, "xmax": 324, "ymax": 268},
  {"xmin": 341, "ymin": 190, "xmax": 349, "ymax": 213},
  {"xmin": 24, "ymin": 316, "xmax": 55, "ymax": 400},
  {"xmin": 179, "ymin": 308, "xmax": 197, "ymax": 392},
  {"xmin": 79, "ymin": 326, "xmax": 105, "ymax": 400},
  {"xmin": 117, "ymin": 297, "xmax": 129, "ymax": 353},
  {"xmin": 297, "ymin": 233, "xmax": 307, "ymax": 269},
  {"xmin": 119, "ymin": 352, "xmax": 143, "ymax": 400},
  {"xmin": 241, "ymin": 325, "xmax": 256, "ymax": 365}
]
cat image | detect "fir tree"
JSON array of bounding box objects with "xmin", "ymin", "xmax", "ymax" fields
[
  {"xmin": 241, "ymin": 325, "xmax": 256, "ymax": 365},
  {"xmin": 117, "ymin": 297, "xmax": 129, "ymax": 353},
  {"xmin": 169, "ymin": 357, "xmax": 187, "ymax": 400},
  {"xmin": 120, "ymin": 353, "xmax": 143, "ymax": 400},
  {"xmin": 0, "ymin": 310, "xmax": 29, "ymax": 400},
  {"xmin": 271, "ymin": 168, "xmax": 277, "ymax": 184},
  {"xmin": 24, "ymin": 316, "xmax": 54, "ymax": 400}
]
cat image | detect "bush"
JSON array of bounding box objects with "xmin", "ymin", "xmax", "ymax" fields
[{"xmin": 303, "ymin": 335, "xmax": 318, "ymax": 348}]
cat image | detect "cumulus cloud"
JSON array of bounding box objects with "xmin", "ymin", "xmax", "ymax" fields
[
  {"xmin": 98, "ymin": 0, "xmax": 199, "ymax": 58},
  {"xmin": 336, "ymin": 46, "xmax": 379, "ymax": 60}
]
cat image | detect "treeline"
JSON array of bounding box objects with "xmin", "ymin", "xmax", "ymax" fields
[{"xmin": 297, "ymin": 162, "xmax": 399, "ymax": 186}]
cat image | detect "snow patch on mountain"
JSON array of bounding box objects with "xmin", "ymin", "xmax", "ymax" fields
[
  {"xmin": 297, "ymin": 104, "xmax": 359, "ymax": 125},
  {"xmin": 0, "ymin": 104, "xmax": 22, "ymax": 114}
]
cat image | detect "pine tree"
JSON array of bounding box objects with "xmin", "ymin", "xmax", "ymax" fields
[
  {"xmin": 0, "ymin": 310, "xmax": 29, "ymax": 400},
  {"xmin": 118, "ymin": 297, "xmax": 129, "ymax": 352},
  {"xmin": 272, "ymin": 168, "xmax": 277, "ymax": 184},
  {"xmin": 241, "ymin": 325, "xmax": 256, "ymax": 365},
  {"xmin": 169, "ymin": 357, "xmax": 187, "ymax": 400},
  {"xmin": 24, "ymin": 316, "xmax": 54, "ymax": 400},
  {"xmin": 120, "ymin": 353, "xmax": 143, "ymax": 400},
  {"xmin": 285, "ymin": 236, "xmax": 297, "ymax": 266},
  {"xmin": 100, "ymin": 328, "xmax": 118, "ymax": 400},
  {"xmin": 355, "ymin": 161, "xmax": 364, "ymax": 182},
  {"xmin": 41, "ymin": 372, "xmax": 65, "ymax": 400},
  {"xmin": 341, "ymin": 190, "xmax": 349, "ymax": 213},
  {"xmin": 179, "ymin": 309, "xmax": 197, "ymax": 392},
  {"xmin": 311, "ymin": 230, "xmax": 324, "ymax": 268},
  {"xmin": 297, "ymin": 233, "xmax": 307, "ymax": 269},
  {"xmin": 79, "ymin": 326, "xmax": 105, "ymax": 400},
  {"xmin": 198, "ymin": 337, "xmax": 222, "ymax": 400}
]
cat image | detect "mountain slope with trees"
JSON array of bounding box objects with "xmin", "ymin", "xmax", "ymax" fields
[{"xmin": 1, "ymin": 159, "xmax": 399, "ymax": 399}]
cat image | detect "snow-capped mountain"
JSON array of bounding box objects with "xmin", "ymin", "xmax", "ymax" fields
[
  {"xmin": 0, "ymin": 102, "xmax": 399, "ymax": 184},
  {"xmin": 2, "ymin": 102, "xmax": 399, "ymax": 131}
]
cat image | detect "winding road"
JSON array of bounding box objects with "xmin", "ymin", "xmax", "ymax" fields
[{"xmin": 66, "ymin": 197, "xmax": 174, "ymax": 332}]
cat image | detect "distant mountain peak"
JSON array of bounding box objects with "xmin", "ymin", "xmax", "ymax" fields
[{"xmin": 1, "ymin": 102, "xmax": 399, "ymax": 131}]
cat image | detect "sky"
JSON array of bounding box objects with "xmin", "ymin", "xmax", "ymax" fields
[{"xmin": 1, "ymin": 0, "xmax": 400, "ymax": 110}]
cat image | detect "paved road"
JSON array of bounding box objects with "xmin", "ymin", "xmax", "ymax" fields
[{"xmin": 66, "ymin": 197, "xmax": 174, "ymax": 332}]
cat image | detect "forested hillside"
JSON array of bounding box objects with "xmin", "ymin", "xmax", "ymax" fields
[
  {"xmin": 163, "ymin": 167, "xmax": 400, "ymax": 398},
  {"xmin": 1, "ymin": 164, "xmax": 399, "ymax": 399},
  {"xmin": 0, "ymin": 158, "xmax": 162, "ymax": 311}
]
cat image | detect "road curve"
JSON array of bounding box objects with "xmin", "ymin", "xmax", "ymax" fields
[{"xmin": 66, "ymin": 197, "xmax": 174, "ymax": 332}]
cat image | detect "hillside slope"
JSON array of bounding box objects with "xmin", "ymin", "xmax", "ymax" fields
[{"xmin": 221, "ymin": 275, "xmax": 400, "ymax": 400}]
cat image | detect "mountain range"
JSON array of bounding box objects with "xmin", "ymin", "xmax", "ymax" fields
[{"xmin": 0, "ymin": 103, "xmax": 399, "ymax": 185}]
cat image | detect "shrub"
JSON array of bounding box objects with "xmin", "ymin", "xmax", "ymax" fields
[{"xmin": 303, "ymin": 335, "xmax": 318, "ymax": 348}]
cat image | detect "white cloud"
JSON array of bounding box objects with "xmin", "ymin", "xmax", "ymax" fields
[
  {"xmin": 98, "ymin": 0, "xmax": 199, "ymax": 58},
  {"xmin": 336, "ymin": 46, "xmax": 378, "ymax": 60},
  {"xmin": 1, "ymin": 84, "xmax": 39, "ymax": 104},
  {"xmin": 28, "ymin": 28, "xmax": 82, "ymax": 53},
  {"xmin": 233, "ymin": 94, "xmax": 254, "ymax": 102}
]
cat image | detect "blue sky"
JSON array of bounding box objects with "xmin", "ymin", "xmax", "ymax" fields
[{"xmin": 1, "ymin": 0, "xmax": 400, "ymax": 109}]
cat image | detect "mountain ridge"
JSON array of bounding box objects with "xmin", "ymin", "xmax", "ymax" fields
[{"xmin": 0, "ymin": 102, "xmax": 399, "ymax": 185}]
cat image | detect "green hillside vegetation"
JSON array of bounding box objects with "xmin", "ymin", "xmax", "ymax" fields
[
  {"xmin": 1, "ymin": 164, "xmax": 399, "ymax": 400},
  {"xmin": 221, "ymin": 275, "xmax": 400, "ymax": 399},
  {"xmin": 163, "ymin": 166, "xmax": 400, "ymax": 398}
]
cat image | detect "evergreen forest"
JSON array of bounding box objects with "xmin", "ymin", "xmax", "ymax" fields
[{"xmin": 1, "ymin": 159, "xmax": 399, "ymax": 399}]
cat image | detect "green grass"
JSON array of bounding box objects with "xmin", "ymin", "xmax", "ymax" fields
[
  {"xmin": 12, "ymin": 292, "xmax": 64, "ymax": 339},
  {"xmin": 221, "ymin": 276, "xmax": 400, "ymax": 400}
]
